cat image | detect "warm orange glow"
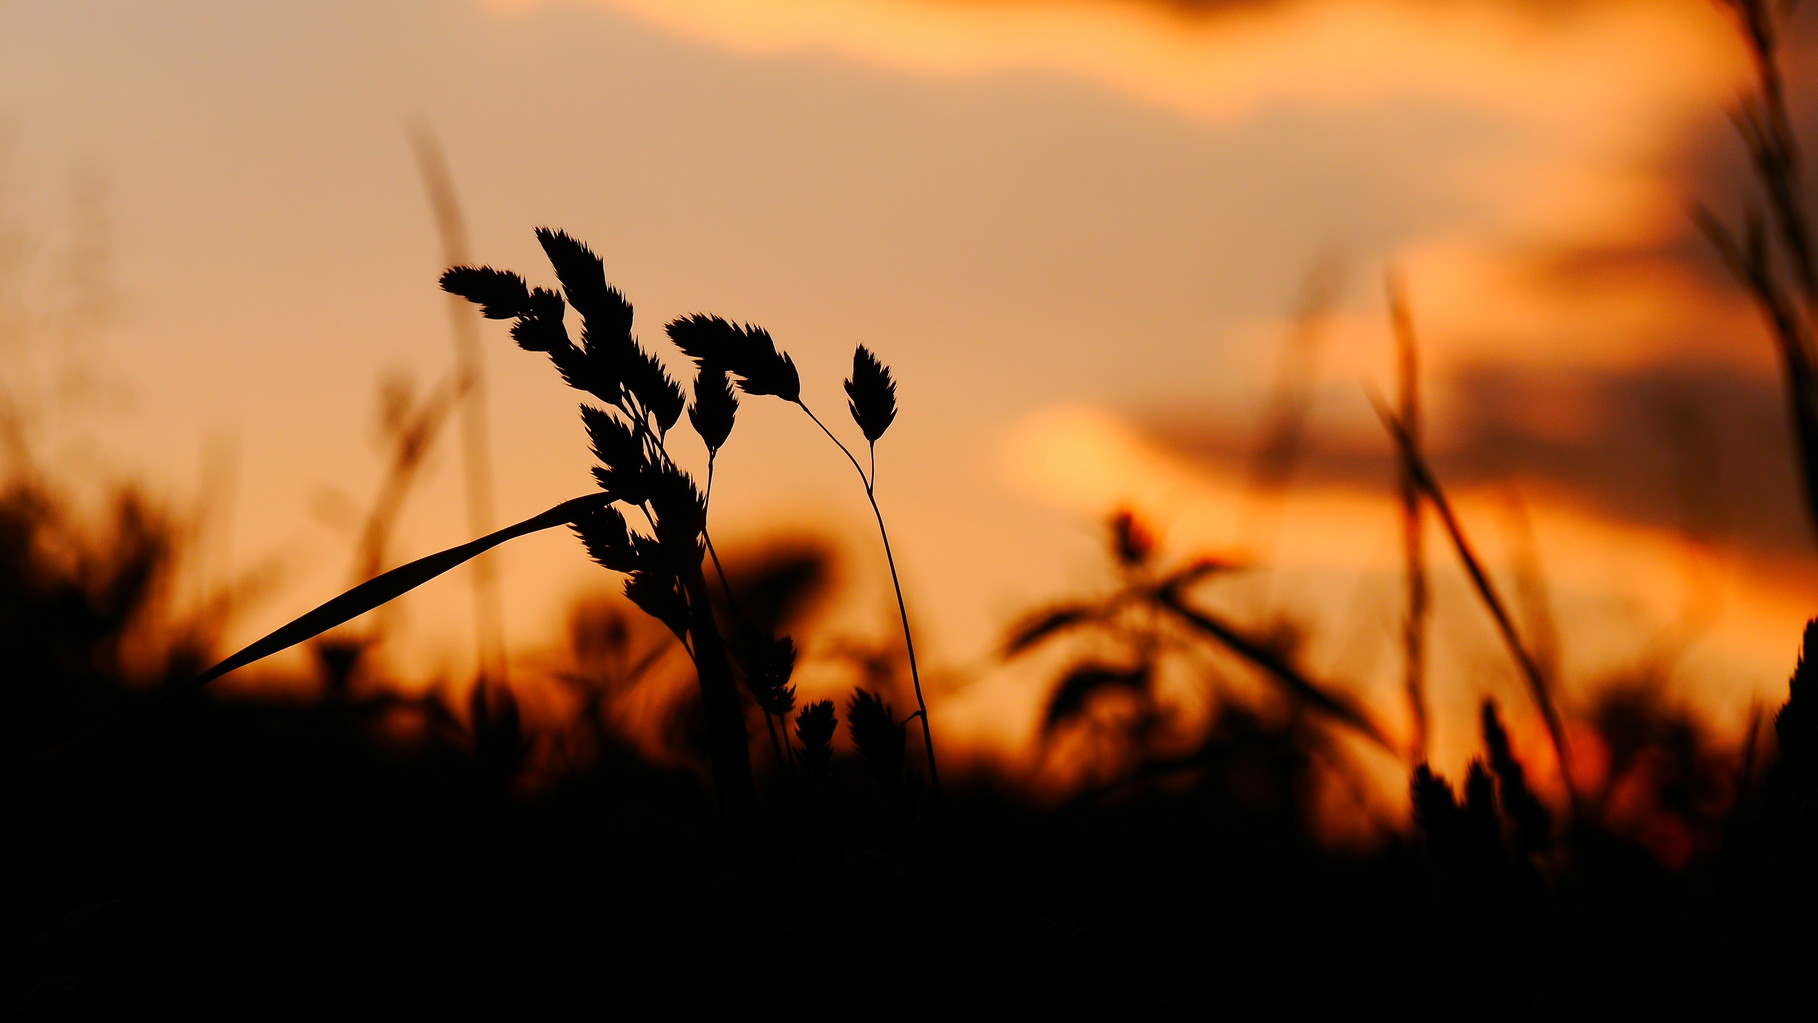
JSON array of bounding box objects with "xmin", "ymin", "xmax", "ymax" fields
[{"xmin": 1, "ymin": 0, "xmax": 1806, "ymax": 811}]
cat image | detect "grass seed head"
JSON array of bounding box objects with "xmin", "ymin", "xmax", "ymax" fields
[
  {"xmin": 795, "ymin": 699, "xmax": 838, "ymax": 776},
  {"xmin": 1110, "ymin": 508, "xmax": 1154, "ymax": 568},
  {"xmin": 549, "ymin": 344, "xmax": 620, "ymax": 405},
  {"xmin": 624, "ymin": 569, "xmax": 689, "ymax": 640},
  {"xmin": 665, "ymin": 313, "xmax": 738, "ymax": 370},
  {"xmin": 507, "ymin": 288, "xmax": 570, "ymax": 353},
  {"xmin": 1481, "ymin": 698, "xmax": 1551, "ymax": 855},
  {"xmin": 623, "ymin": 348, "xmax": 685, "ymax": 432},
  {"xmin": 572, "ymin": 503, "xmax": 638, "ymax": 573},
  {"xmin": 648, "ymin": 464, "xmax": 707, "ymax": 551},
  {"xmin": 534, "ymin": 227, "xmax": 633, "ymax": 338},
  {"xmin": 741, "ymin": 630, "xmax": 798, "ymax": 717},
  {"xmin": 847, "ymin": 687, "xmax": 905, "ymax": 784},
  {"xmin": 844, "ymin": 345, "xmax": 897, "ymax": 443},
  {"xmin": 1777, "ymin": 618, "xmax": 1818, "ymax": 775},
  {"xmin": 439, "ymin": 265, "xmax": 532, "ymax": 320},
  {"xmin": 689, "ymin": 364, "xmax": 737, "ymax": 452}
]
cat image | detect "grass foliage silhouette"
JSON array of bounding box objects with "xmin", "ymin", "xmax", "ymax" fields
[
  {"xmin": 199, "ymin": 228, "xmax": 937, "ymax": 822},
  {"xmin": 24, "ymin": 2, "xmax": 1818, "ymax": 1016}
]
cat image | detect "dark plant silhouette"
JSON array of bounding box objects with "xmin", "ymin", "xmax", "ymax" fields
[
  {"xmin": 668, "ymin": 315, "xmax": 941, "ymax": 812},
  {"xmin": 1006, "ymin": 507, "xmax": 1394, "ymax": 789},
  {"xmin": 1697, "ymin": 0, "xmax": 1818, "ymax": 546},
  {"xmin": 195, "ymin": 228, "xmax": 931, "ymax": 826},
  {"xmin": 794, "ymin": 698, "xmax": 838, "ymax": 779}
]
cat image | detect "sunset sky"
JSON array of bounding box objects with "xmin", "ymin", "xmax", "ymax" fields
[{"xmin": 1, "ymin": 0, "xmax": 1809, "ymax": 775}]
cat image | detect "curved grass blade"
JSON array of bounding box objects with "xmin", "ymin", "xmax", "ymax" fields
[
  {"xmin": 194, "ymin": 494, "xmax": 610, "ymax": 687},
  {"xmin": 1370, "ymin": 393, "xmax": 1578, "ymax": 816},
  {"xmin": 1154, "ymin": 581, "xmax": 1393, "ymax": 751}
]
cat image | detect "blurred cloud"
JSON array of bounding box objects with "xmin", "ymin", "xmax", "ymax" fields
[
  {"xmin": 5, "ymin": 0, "xmax": 1804, "ymax": 725},
  {"xmin": 1133, "ymin": 361, "xmax": 1804, "ymax": 563},
  {"xmin": 505, "ymin": 0, "xmax": 1742, "ymax": 125}
]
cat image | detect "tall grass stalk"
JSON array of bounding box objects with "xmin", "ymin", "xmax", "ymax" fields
[
  {"xmin": 1699, "ymin": 0, "xmax": 1818, "ymax": 545},
  {"xmin": 791, "ymin": 386, "xmax": 942, "ymax": 816},
  {"xmin": 1387, "ymin": 274, "xmax": 1430, "ymax": 764},
  {"xmin": 408, "ymin": 122, "xmax": 509, "ymax": 689},
  {"xmin": 1371, "ymin": 394, "xmax": 1581, "ymax": 817}
]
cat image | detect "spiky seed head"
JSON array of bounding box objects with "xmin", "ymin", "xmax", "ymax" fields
[
  {"xmin": 648, "ymin": 464, "xmax": 707, "ymax": 551},
  {"xmin": 572, "ymin": 503, "xmax": 639, "ymax": 573},
  {"xmin": 623, "ymin": 349, "xmax": 686, "ymax": 432},
  {"xmin": 844, "ymin": 345, "xmax": 898, "ymax": 443},
  {"xmin": 624, "ymin": 569, "xmax": 689, "ymax": 640},
  {"xmin": 742, "ymin": 631, "xmax": 798, "ymax": 716},
  {"xmin": 752, "ymin": 349, "xmax": 802, "ymax": 403},
  {"xmin": 509, "ymin": 319, "xmax": 559, "ymax": 353},
  {"xmin": 582, "ymin": 405, "xmax": 653, "ymax": 503},
  {"xmin": 795, "ymin": 700, "xmax": 838, "ymax": 776},
  {"xmin": 534, "ymin": 228, "xmax": 633, "ymax": 338},
  {"xmin": 847, "ymin": 688, "xmax": 905, "ymax": 782},
  {"xmin": 581, "ymin": 406, "xmax": 641, "ymax": 469},
  {"xmin": 666, "ymin": 313, "xmax": 738, "ymax": 370},
  {"xmin": 503, "ymin": 288, "xmax": 570, "ymax": 354},
  {"xmin": 1481, "ymin": 698, "xmax": 1552, "ymax": 856},
  {"xmin": 1411, "ymin": 763, "xmax": 1459, "ymax": 848},
  {"xmin": 732, "ymin": 324, "xmax": 799, "ymax": 401},
  {"xmin": 526, "ymin": 286, "xmax": 564, "ymax": 321},
  {"xmin": 1110, "ymin": 508, "xmax": 1153, "ymax": 568},
  {"xmin": 1777, "ymin": 618, "xmax": 1818, "ymax": 773},
  {"xmin": 549, "ymin": 345, "xmax": 621, "ymax": 404},
  {"xmin": 662, "ymin": 314, "xmax": 798, "ymax": 400},
  {"xmin": 590, "ymin": 464, "xmax": 650, "ymax": 507},
  {"xmin": 440, "ymin": 265, "xmax": 532, "ymax": 320},
  {"xmin": 1463, "ymin": 759, "xmax": 1501, "ymax": 846},
  {"xmin": 688, "ymin": 364, "xmax": 737, "ymax": 452}
]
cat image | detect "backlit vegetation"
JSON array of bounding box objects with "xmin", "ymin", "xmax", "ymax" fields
[{"xmin": 8, "ymin": 0, "xmax": 1818, "ymax": 1017}]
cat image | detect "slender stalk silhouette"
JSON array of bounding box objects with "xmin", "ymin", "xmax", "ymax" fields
[
  {"xmin": 1388, "ymin": 273, "xmax": 1431, "ymax": 764},
  {"xmin": 1698, "ymin": 0, "xmax": 1818, "ymax": 546},
  {"xmin": 408, "ymin": 121, "xmax": 509, "ymax": 690}
]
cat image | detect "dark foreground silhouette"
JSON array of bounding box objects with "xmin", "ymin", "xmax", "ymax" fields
[{"xmin": 5, "ymin": 481, "xmax": 1818, "ymax": 1022}]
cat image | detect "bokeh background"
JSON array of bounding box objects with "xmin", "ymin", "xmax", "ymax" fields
[{"xmin": 2, "ymin": 0, "xmax": 1809, "ymax": 784}]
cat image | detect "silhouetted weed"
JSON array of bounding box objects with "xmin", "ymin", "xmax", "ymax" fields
[
  {"xmin": 847, "ymin": 687, "xmax": 909, "ymax": 810},
  {"xmin": 1481, "ymin": 698, "xmax": 1551, "ymax": 858},
  {"xmin": 1699, "ymin": 0, "xmax": 1818, "ymax": 545},
  {"xmin": 196, "ymin": 228, "xmax": 939, "ymax": 829}
]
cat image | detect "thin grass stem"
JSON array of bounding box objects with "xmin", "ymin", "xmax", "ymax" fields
[
  {"xmin": 794, "ymin": 398, "xmax": 941, "ymax": 814},
  {"xmin": 1387, "ymin": 274, "xmax": 1429, "ymax": 765},
  {"xmin": 1371, "ymin": 394, "xmax": 1581, "ymax": 819}
]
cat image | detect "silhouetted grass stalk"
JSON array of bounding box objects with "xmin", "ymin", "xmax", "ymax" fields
[
  {"xmin": 696, "ymin": 468, "xmax": 795, "ymax": 775},
  {"xmin": 792, "ymin": 396, "xmax": 941, "ymax": 813},
  {"xmin": 409, "ymin": 121, "xmax": 509, "ymax": 689},
  {"xmin": 1700, "ymin": 0, "xmax": 1818, "ymax": 545},
  {"xmin": 1388, "ymin": 274, "xmax": 1430, "ymax": 764},
  {"xmin": 1371, "ymin": 396, "xmax": 1581, "ymax": 818},
  {"xmin": 1153, "ymin": 578, "xmax": 1395, "ymax": 751}
]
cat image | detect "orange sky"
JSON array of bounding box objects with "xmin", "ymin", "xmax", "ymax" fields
[{"xmin": 0, "ymin": 0, "xmax": 1808, "ymax": 778}]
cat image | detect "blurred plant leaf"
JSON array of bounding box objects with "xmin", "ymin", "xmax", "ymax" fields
[
  {"xmin": 1042, "ymin": 662, "xmax": 1149, "ymax": 737},
  {"xmin": 1003, "ymin": 603, "xmax": 1103, "ymax": 657},
  {"xmin": 1154, "ymin": 580, "xmax": 1393, "ymax": 751}
]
